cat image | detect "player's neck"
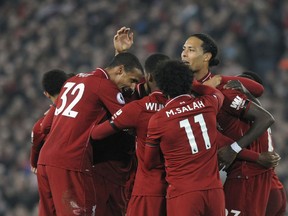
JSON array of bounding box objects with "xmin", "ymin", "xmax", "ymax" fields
[
  {"xmin": 51, "ymin": 95, "xmax": 58, "ymax": 103},
  {"xmin": 194, "ymin": 69, "xmax": 209, "ymax": 81}
]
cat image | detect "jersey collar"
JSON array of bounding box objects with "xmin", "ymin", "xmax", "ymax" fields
[
  {"xmin": 165, "ymin": 94, "xmax": 192, "ymax": 107},
  {"xmin": 198, "ymin": 71, "xmax": 212, "ymax": 83}
]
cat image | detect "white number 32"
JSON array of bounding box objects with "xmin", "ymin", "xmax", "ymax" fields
[{"xmin": 55, "ymin": 82, "xmax": 85, "ymax": 118}]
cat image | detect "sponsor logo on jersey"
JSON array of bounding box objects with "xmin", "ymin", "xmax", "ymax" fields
[
  {"xmin": 117, "ymin": 92, "xmax": 125, "ymax": 104},
  {"xmin": 230, "ymin": 95, "xmax": 245, "ymax": 110}
]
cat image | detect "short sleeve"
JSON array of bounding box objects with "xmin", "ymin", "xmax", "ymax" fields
[
  {"xmin": 221, "ymin": 89, "xmax": 251, "ymax": 118},
  {"xmin": 112, "ymin": 101, "xmax": 141, "ymax": 129},
  {"xmin": 98, "ymin": 80, "xmax": 126, "ymax": 115}
]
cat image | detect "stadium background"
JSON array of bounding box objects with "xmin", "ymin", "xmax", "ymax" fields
[{"xmin": 0, "ymin": 0, "xmax": 287, "ymax": 215}]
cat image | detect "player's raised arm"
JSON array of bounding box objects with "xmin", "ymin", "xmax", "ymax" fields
[{"xmin": 114, "ymin": 26, "xmax": 134, "ymax": 55}]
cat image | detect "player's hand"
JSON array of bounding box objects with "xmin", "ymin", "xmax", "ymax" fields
[
  {"xmin": 257, "ymin": 151, "xmax": 281, "ymax": 168},
  {"xmin": 31, "ymin": 166, "xmax": 37, "ymax": 174},
  {"xmin": 217, "ymin": 145, "xmax": 238, "ymax": 171},
  {"xmin": 203, "ymin": 75, "xmax": 222, "ymax": 88},
  {"xmin": 224, "ymin": 80, "xmax": 246, "ymax": 93},
  {"xmin": 114, "ymin": 26, "xmax": 134, "ymax": 55}
]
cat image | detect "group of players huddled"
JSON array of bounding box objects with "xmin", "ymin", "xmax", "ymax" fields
[{"xmin": 30, "ymin": 27, "xmax": 286, "ymax": 216}]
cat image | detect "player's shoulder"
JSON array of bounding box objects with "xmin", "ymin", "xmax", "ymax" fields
[{"xmin": 123, "ymin": 98, "xmax": 143, "ymax": 111}]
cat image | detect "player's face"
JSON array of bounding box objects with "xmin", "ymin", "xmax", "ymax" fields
[
  {"xmin": 116, "ymin": 68, "xmax": 143, "ymax": 91},
  {"xmin": 181, "ymin": 37, "xmax": 206, "ymax": 73}
]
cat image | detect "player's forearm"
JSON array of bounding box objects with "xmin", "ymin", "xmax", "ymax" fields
[
  {"xmin": 30, "ymin": 148, "xmax": 40, "ymax": 168},
  {"xmin": 41, "ymin": 106, "xmax": 55, "ymax": 134},
  {"xmin": 243, "ymin": 90, "xmax": 261, "ymax": 106},
  {"xmin": 90, "ymin": 120, "xmax": 118, "ymax": 141},
  {"xmin": 237, "ymin": 149, "xmax": 259, "ymax": 162},
  {"xmin": 221, "ymin": 76, "xmax": 264, "ymax": 97},
  {"xmin": 236, "ymin": 104, "xmax": 274, "ymax": 149}
]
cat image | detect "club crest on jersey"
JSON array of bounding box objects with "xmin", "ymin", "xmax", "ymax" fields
[
  {"xmin": 230, "ymin": 95, "xmax": 245, "ymax": 110},
  {"xmin": 117, "ymin": 92, "xmax": 125, "ymax": 104}
]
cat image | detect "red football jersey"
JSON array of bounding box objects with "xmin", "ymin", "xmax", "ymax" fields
[
  {"xmin": 146, "ymin": 94, "xmax": 223, "ymax": 198},
  {"xmin": 40, "ymin": 105, "xmax": 55, "ymax": 135},
  {"xmin": 199, "ymin": 72, "xmax": 264, "ymax": 97},
  {"xmin": 30, "ymin": 115, "xmax": 46, "ymax": 168},
  {"xmin": 38, "ymin": 68, "xmax": 126, "ymax": 172},
  {"xmin": 112, "ymin": 91, "xmax": 167, "ymax": 196},
  {"xmin": 217, "ymin": 87, "xmax": 273, "ymax": 177}
]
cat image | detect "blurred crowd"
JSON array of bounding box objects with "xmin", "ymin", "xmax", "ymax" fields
[{"xmin": 0, "ymin": 0, "xmax": 287, "ymax": 215}]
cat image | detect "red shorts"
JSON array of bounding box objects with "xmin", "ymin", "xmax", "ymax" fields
[
  {"xmin": 37, "ymin": 165, "xmax": 96, "ymax": 216},
  {"xmin": 126, "ymin": 195, "xmax": 166, "ymax": 216},
  {"xmin": 167, "ymin": 189, "xmax": 225, "ymax": 216},
  {"xmin": 224, "ymin": 170, "xmax": 272, "ymax": 216},
  {"xmin": 266, "ymin": 187, "xmax": 287, "ymax": 216},
  {"xmin": 93, "ymin": 172, "xmax": 127, "ymax": 216}
]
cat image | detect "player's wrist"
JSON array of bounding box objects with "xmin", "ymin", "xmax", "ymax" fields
[{"xmin": 230, "ymin": 142, "xmax": 242, "ymax": 153}]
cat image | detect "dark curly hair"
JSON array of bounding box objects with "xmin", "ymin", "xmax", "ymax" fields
[
  {"xmin": 191, "ymin": 33, "xmax": 220, "ymax": 67},
  {"xmin": 108, "ymin": 52, "xmax": 144, "ymax": 75},
  {"xmin": 42, "ymin": 69, "xmax": 69, "ymax": 96},
  {"xmin": 144, "ymin": 53, "xmax": 170, "ymax": 74},
  {"xmin": 154, "ymin": 60, "xmax": 193, "ymax": 98}
]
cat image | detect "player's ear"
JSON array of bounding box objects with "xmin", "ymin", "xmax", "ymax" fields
[
  {"xmin": 204, "ymin": 52, "xmax": 212, "ymax": 62},
  {"xmin": 116, "ymin": 65, "xmax": 125, "ymax": 75}
]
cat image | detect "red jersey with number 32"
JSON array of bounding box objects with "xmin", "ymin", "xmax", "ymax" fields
[
  {"xmin": 146, "ymin": 94, "xmax": 223, "ymax": 198},
  {"xmin": 38, "ymin": 68, "xmax": 125, "ymax": 171}
]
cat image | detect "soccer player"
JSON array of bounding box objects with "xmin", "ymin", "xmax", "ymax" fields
[
  {"xmin": 225, "ymin": 72, "xmax": 287, "ymax": 216},
  {"xmin": 36, "ymin": 52, "xmax": 143, "ymax": 216},
  {"xmin": 144, "ymin": 59, "xmax": 227, "ymax": 215},
  {"xmin": 91, "ymin": 53, "xmax": 170, "ymax": 216},
  {"xmin": 181, "ymin": 33, "xmax": 276, "ymax": 215},
  {"xmin": 113, "ymin": 26, "xmax": 148, "ymax": 100},
  {"xmin": 30, "ymin": 69, "xmax": 70, "ymax": 174}
]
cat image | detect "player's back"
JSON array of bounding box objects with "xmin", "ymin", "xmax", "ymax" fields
[
  {"xmin": 111, "ymin": 91, "xmax": 168, "ymax": 195},
  {"xmin": 133, "ymin": 91, "xmax": 167, "ymax": 195},
  {"xmin": 150, "ymin": 94, "xmax": 222, "ymax": 198},
  {"xmin": 39, "ymin": 70, "xmax": 123, "ymax": 172}
]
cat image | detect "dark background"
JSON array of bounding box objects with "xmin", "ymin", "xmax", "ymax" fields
[{"xmin": 0, "ymin": 0, "xmax": 287, "ymax": 215}]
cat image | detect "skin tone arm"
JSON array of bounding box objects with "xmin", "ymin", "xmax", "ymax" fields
[
  {"xmin": 224, "ymin": 80, "xmax": 261, "ymax": 105},
  {"xmin": 193, "ymin": 76, "xmax": 278, "ymax": 170},
  {"xmin": 218, "ymin": 101, "xmax": 275, "ymax": 170},
  {"xmin": 114, "ymin": 26, "xmax": 134, "ymax": 55},
  {"xmin": 217, "ymin": 130, "xmax": 280, "ymax": 169},
  {"xmin": 223, "ymin": 79, "xmax": 280, "ymax": 168}
]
